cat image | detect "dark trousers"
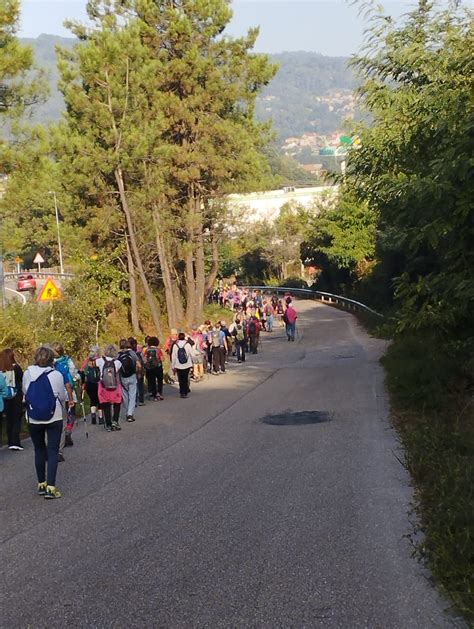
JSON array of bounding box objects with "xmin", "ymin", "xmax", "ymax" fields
[
  {"xmin": 249, "ymin": 334, "xmax": 259, "ymax": 354},
  {"xmin": 146, "ymin": 366, "xmax": 163, "ymax": 398},
  {"xmin": 176, "ymin": 368, "xmax": 191, "ymax": 396},
  {"xmin": 102, "ymin": 403, "xmax": 121, "ymax": 427},
  {"xmin": 137, "ymin": 377, "xmax": 145, "ymax": 404},
  {"xmin": 29, "ymin": 420, "xmax": 63, "ymax": 486},
  {"xmin": 236, "ymin": 340, "xmax": 246, "ymax": 362},
  {"xmin": 212, "ymin": 347, "xmax": 226, "ymax": 372},
  {"xmin": 4, "ymin": 397, "xmax": 23, "ymax": 447},
  {"xmin": 84, "ymin": 382, "xmax": 100, "ymax": 408}
]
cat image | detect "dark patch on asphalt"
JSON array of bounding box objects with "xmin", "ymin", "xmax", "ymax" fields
[
  {"xmin": 334, "ymin": 355, "xmax": 356, "ymax": 360},
  {"xmin": 261, "ymin": 410, "xmax": 332, "ymax": 426}
]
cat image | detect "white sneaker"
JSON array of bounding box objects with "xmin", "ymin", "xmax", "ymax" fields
[{"xmin": 9, "ymin": 445, "xmax": 24, "ymax": 451}]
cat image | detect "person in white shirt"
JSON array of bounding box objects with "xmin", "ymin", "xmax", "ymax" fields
[{"xmin": 170, "ymin": 332, "xmax": 193, "ymax": 398}]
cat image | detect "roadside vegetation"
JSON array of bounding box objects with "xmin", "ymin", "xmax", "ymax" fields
[{"xmin": 302, "ymin": 2, "xmax": 473, "ymax": 620}]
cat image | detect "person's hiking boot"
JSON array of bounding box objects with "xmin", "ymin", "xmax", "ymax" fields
[
  {"xmin": 126, "ymin": 415, "xmax": 134, "ymax": 422},
  {"xmin": 105, "ymin": 425, "xmax": 112, "ymax": 432},
  {"xmin": 37, "ymin": 482, "xmax": 48, "ymax": 496},
  {"xmin": 44, "ymin": 486, "xmax": 62, "ymax": 500},
  {"xmin": 98, "ymin": 416, "xmax": 104, "ymax": 425},
  {"xmin": 91, "ymin": 413, "xmax": 97, "ymax": 425},
  {"xmin": 64, "ymin": 433, "xmax": 74, "ymax": 447},
  {"xmin": 58, "ymin": 453, "xmax": 65, "ymax": 463},
  {"xmin": 111, "ymin": 421, "xmax": 121, "ymax": 431}
]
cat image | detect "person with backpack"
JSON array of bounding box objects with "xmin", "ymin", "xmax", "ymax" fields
[
  {"xmin": 247, "ymin": 316, "xmax": 261, "ymax": 354},
  {"xmin": 284, "ymin": 302, "xmax": 298, "ymax": 342},
  {"xmin": 23, "ymin": 346, "xmax": 68, "ymax": 499},
  {"xmin": 96, "ymin": 345, "xmax": 123, "ymax": 432},
  {"xmin": 264, "ymin": 300, "xmax": 275, "ymax": 333},
  {"xmin": 190, "ymin": 325, "xmax": 206, "ymax": 382},
  {"xmin": 229, "ymin": 318, "xmax": 247, "ymax": 363},
  {"xmin": 143, "ymin": 337, "xmax": 164, "ymax": 400},
  {"xmin": 52, "ymin": 342, "xmax": 77, "ymax": 448},
  {"xmin": 170, "ymin": 332, "xmax": 193, "ymax": 398},
  {"xmin": 210, "ymin": 324, "xmax": 227, "ymax": 375},
  {"xmin": 118, "ymin": 339, "xmax": 140, "ymax": 423},
  {"xmin": 80, "ymin": 346, "xmax": 103, "ymax": 425},
  {"xmin": 129, "ymin": 337, "xmax": 145, "ymax": 406},
  {"xmin": 0, "ymin": 348, "xmax": 24, "ymax": 450},
  {"xmin": 0, "ymin": 370, "xmax": 10, "ymax": 446}
]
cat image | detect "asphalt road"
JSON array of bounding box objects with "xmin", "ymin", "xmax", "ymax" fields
[{"xmin": 0, "ymin": 301, "xmax": 463, "ymax": 628}]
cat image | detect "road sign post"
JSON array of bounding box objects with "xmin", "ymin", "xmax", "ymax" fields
[
  {"xmin": 0, "ymin": 255, "xmax": 5, "ymax": 309},
  {"xmin": 33, "ymin": 252, "xmax": 45, "ymax": 273}
]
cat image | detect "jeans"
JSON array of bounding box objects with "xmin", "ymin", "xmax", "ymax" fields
[
  {"xmin": 176, "ymin": 368, "xmax": 191, "ymax": 396},
  {"xmin": 121, "ymin": 374, "xmax": 138, "ymax": 418},
  {"xmin": 267, "ymin": 314, "xmax": 274, "ymax": 332},
  {"xmin": 29, "ymin": 420, "xmax": 63, "ymax": 486},
  {"xmin": 236, "ymin": 340, "xmax": 246, "ymax": 362},
  {"xmin": 286, "ymin": 322, "xmax": 296, "ymax": 341}
]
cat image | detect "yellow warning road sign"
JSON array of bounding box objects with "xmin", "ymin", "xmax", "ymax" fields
[{"xmin": 37, "ymin": 277, "xmax": 63, "ymax": 302}]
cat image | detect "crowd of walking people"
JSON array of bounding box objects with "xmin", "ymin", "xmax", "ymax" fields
[{"xmin": 0, "ymin": 289, "xmax": 297, "ymax": 500}]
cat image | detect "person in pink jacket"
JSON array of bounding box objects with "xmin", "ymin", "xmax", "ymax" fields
[
  {"xmin": 96, "ymin": 344, "xmax": 123, "ymax": 432},
  {"xmin": 284, "ymin": 303, "xmax": 298, "ymax": 342}
]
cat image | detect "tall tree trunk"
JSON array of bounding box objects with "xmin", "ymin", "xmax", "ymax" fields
[
  {"xmin": 193, "ymin": 197, "xmax": 207, "ymax": 322},
  {"xmin": 115, "ymin": 166, "xmax": 163, "ymax": 338},
  {"xmin": 205, "ymin": 232, "xmax": 220, "ymax": 297},
  {"xmin": 184, "ymin": 249, "xmax": 196, "ymax": 324},
  {"xmin": 184, "ymin": 186, "xmax": 197, "ymax": 324},
  {"xmin": 153, "ymin": 208, "xmax": 179, "ymax": 329},
  {"xmin": 126, "ymin": 236, "xmax": 140, "ymax": 335}
]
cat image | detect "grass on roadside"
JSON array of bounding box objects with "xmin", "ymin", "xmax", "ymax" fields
[{"xmin": 382, "ymin": 334, "xmax": 474, "ymax": 623}]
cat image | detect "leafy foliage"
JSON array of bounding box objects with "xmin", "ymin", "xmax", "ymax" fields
[{"xmin": 301, "ymin": 192, "xmax": 378, "ymax": 293}]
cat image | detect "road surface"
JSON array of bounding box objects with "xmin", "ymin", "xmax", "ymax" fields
[{"xmin": 0, "ymin": 301, "xmax": 463, "ymax": 628}]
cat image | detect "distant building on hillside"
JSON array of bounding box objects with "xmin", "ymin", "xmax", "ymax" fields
[
  {"xmin": 301, "ymin": 164, "xmax": 324, "ymax": 175},
  {"xmin": 227, "ymin": 185, "xmax": 337, "ymax": 224}
]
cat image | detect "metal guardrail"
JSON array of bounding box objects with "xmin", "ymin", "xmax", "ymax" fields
[
  {"xmin": 239, "ymin": 285, "xmax": 384, "ymax": 318},
  {"xmin": 4, "ymin": 271, "xmax": 74, "ymax": 281}
]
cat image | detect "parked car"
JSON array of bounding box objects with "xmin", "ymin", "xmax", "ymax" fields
[{"xmin": 17, "ymin": 274, "xmax": 37, "ymax": 292}]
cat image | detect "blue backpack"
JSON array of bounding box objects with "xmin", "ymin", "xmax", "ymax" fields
[{"xmin": 25, "ymin": 370, "xmax": 57, "ymax": 421}]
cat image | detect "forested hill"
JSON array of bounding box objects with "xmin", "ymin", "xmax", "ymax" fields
[
  {"xmin": 256, "ymin": 52, "xmax": 357, "ymax": 140},
  {"xmin": 23, "ymin": 36, "xmax": 356, "ymax": 142}
]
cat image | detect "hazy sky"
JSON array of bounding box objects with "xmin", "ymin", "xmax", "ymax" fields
[{"xmin": 19, "ymin": 0, "xmax": 466, "ymax": 56}]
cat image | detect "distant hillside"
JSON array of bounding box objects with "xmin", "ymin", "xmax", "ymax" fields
[
  {"xmin": 22, "ymin": 34, "xmax": 75, "ymax": 124},
  {"xmin": 257, "ymin": 52, "xmax": 358, "ymax": 140},
  {"xmin": 23, "ymin": 35, "xmax": 357, "ymax": 142}
]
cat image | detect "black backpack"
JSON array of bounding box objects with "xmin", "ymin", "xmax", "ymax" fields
[
  {"xmin": 248, "ymin": 320, "xmax": 257, "ymax": 335},
  {"xmin": 118, "ymin": 351, "xmax": 136, "ymax": 378},
  {"xmin": 177, "ymin": 344, "xmax": 188, "ymax": 365}
]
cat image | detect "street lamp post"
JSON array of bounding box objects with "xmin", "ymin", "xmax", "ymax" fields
[{"xmin": 49, "ymin": 191, "xmax": 64, "ymax": 275}]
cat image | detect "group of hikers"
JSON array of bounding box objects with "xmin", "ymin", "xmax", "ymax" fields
[{"xmin": 0, "ymin": 290, "xmax": 297, "ymax": 500}]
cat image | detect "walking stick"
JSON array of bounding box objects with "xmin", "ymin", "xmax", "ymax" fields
[{"xmin": 79, "ymin": 390, "xmax": 89, "ymax": 439}]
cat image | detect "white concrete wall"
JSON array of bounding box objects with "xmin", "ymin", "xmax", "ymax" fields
[{"xmin": 227, "ymin": 185, "xmax": 337, "ymax": 223}]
